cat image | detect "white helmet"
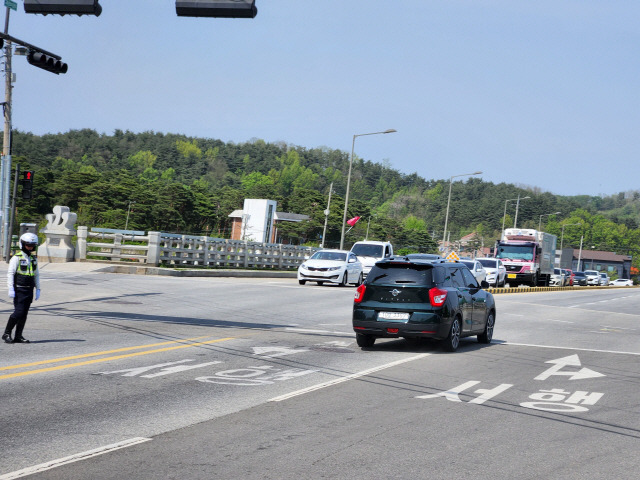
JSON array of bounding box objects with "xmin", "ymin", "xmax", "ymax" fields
[{"xmin": 20, "ymin": 232, "xmax": 38, "ymax": 249}]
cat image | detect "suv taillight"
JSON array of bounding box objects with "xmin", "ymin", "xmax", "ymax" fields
[
  {"xmin": 354, "ymin": 284, "xmax": 366, "ymax": 303},
  {"xmin": 429, "ymin": 287, "xmax": 447, "ymax": 307}
]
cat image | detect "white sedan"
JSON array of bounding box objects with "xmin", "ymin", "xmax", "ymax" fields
[
  {"xmin": 298, "ymin": 250, "xmax": 363, "ymax": 286},
  {"xmin": 476, "ymin": 257, "xmax": 506, "ymax": 287},
  {"xmin": 610, "ymin": 278, "xmax": 633, "ymax": 286}
]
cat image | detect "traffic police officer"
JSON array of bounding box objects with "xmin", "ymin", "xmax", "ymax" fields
[{"xmin": 3, "ymin": 232, "xmax": 41, "ymax": 344}]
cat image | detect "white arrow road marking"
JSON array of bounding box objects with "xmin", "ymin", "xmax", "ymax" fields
[{"xmin": 535, "ymin": 354, "xmax": 606, "ymax": 381}]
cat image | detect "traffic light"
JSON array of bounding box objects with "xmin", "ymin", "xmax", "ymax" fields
[
  {"xmin": 176, "ymin": 0, "xmax": 257, "ymax": 18},
  {"xmin": 21, "ymin": 171, "xmax": 34, "ymax": 200},
  {"xmin": 27, "ymin": 50, "xmax": 68, "ymax": 75},
  {"xmin": 24, "ymin": 0, "xmax": 102, "ymax": 16}
]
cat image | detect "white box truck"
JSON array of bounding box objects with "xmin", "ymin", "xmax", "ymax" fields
[{"xmin": 495, "ymin": 228, "xmax": 557, "ymax": 287}]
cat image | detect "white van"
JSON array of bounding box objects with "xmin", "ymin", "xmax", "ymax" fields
[{"xmin": 349, "ymin": 241, "xmax": 394, "ymax": 277}]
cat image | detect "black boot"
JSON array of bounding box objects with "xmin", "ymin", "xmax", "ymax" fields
[
  {"xmin": 2, "ymin": 333, "xmax": 12, "ymax": 343},
  {"xmin": 13, "ymin": 336, "xmax": 30, "ymax": 344}
]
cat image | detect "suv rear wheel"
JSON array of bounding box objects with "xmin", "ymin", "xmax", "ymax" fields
[
  {"xmin": 442, "ymin": 317, "xmax": 461, "ymax": 352},
  {"xmin": 356, "ymin": 333, "xmax": 375, "ymax": 348}
]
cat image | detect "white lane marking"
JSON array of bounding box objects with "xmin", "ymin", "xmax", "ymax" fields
[
  {"xmin": 546, "ymin": 319, "xmax": 574, "ymax": 324},
  {"xmin": 269, "ymin": 354, "xmax": 430, "ymax": 402},
  {"xmin": 285, "ymin": 328, "xmax": 329, "ymax": 334},
  {"xmin": 601, "ymin": 325, "xmax": 636, "ymax": 330},
  {"xmin": 498, "ymin": 342, "xmax": 640, "ymax": 356},
  {"xmin": 0, "ymin": 437, "xmax": 152, "ymax": 479},
  {"xmin": 285, "ymin": 327, "xmax": 349, "ymax": 335}
]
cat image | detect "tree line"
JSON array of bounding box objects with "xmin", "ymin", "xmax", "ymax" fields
[{"xmin": 7, "ymin": 129, "xmax": 640, "ymax": 268}]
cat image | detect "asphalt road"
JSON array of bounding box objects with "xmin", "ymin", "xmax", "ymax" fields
[{"xmin": 1, "ymin": 264, "xmax": 638, "ymax": 479}]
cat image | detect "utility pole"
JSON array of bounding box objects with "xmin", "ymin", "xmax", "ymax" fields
[
  {"xmin": 1, "ymin": 7, "xmax": 13, "ymax": 260},
  {"xmin": 320, "ymin": 182, "xmax": 332, "ymax": 248}
]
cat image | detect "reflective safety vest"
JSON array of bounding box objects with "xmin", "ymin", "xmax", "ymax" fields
[{"xmin": 14, "ymin": 250, "xmax": 37, "ymax": 288}]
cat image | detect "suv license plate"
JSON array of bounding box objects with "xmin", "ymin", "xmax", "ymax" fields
[
  {"xmin": 378, "ymin": 312, "xmax": 410, "ymax": 320},
  {"xmin": 507, "ymin": 274, "xmax": 517, "ymax": 278}
]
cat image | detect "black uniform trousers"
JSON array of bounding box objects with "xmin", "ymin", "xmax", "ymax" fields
[{"xmin": 4, "ymin": 287, "xmax": 34, "ymax": 339}]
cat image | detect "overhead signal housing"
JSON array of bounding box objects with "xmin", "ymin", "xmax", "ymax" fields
[
  {"xmin": 24, "ymin": 0, "xmax": 102, "ymax": 16},
  {"xmin": 27, "ymin": 50, "xmax": 68, "ymax": 75},
  {"xmin": 176, "ymin": 0, "xmax": 257, "ymax": 18}
]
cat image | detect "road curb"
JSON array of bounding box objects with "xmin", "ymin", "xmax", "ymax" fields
[{"xmin": 488, "ymin": 285, "xmax": 636, "ymax": 294}]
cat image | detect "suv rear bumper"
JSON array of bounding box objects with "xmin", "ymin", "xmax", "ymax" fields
[{"xmin": 352, "ymin": 313, "xmax": 450, "ymax": 340}]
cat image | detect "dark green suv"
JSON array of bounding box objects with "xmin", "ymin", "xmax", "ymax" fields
[{"xmin": 352, "ymin": 258, "xmax": 496, "ymax": 351}]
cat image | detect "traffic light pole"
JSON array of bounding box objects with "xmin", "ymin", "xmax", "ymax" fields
[
  {"xmin": 5, "ymin": 162, "xmax": 18, "ymax": 262},
  {"xmin": 1, "ymin": 7, "xmax": 13, "ymax": 261}
]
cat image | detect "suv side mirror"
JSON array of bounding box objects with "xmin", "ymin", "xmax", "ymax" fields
[{"xmin": 480, "ymin": 280, "xmax": 490, "ymax": 289}]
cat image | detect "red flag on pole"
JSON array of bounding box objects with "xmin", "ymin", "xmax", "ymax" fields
[{"xmin": 347, "ymin": 216, "xmax": 361, "ymax": 227}]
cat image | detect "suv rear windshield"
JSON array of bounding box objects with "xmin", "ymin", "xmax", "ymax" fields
[{"xmin": 367, "ymin": 263, "xmax": 440, "ymax": 286}]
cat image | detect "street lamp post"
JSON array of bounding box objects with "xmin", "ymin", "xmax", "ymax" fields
[
  {"xmin": 320, "ymin": 182, "xmax": 333, "ymax": 248},
  {"xmin": 513, "ymin": 194, "xmax": 532, "ymax": 229},
  {"xmin": 441, "ymin": 171, "xmax": 482, "ymax": 252},
  {"xmin": 340, "ymin": 129, "xmax": 396, "ymax": 250},
  {"xmin": 538, "ymin": 211, "xmax": 561, "ymax": 231},
  {"xmin": 501, "ymin": 196, "xmax": 530, "ymax": 237}
]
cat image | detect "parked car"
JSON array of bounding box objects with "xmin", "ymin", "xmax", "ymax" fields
[
  {"xmin": 599, "ymin": 272, "xmax": 610, "ymax": 286},
  {"xmin": 572, "ymin": 271, "xmax": 588, "ymax": 286},
  {"xmin": 584, "ymin": 270, "xmax": 600, "ymax": 286},
  {"xmin": 459, "ymin": 259, "xmax": 487, "ymax": 284},
  {"xmin": 610, "ymin": 278, "xmax": 633, "ymax": 286},
  {"xmin": 476, "ymin": 257, "xmax": 506, "ymax": 287},
  {"xmin": 550, "ymin": 268, "xmax": 566, "ymax": 287},
  {"xmin": 352, "ymin": 258, "xmax": 495, "ymax": 352},
  {"xmin": 297, "ymin": 249, "xmax": 363, "ymax": 286},
  {"xmin": 562, "ymin": 269, "xmax": 575, "ymax": 286}
]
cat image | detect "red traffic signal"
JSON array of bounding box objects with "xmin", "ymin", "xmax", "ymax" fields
[{"xmin": 21, "ymin": 171, "xmax": 34, "ymax": 200}]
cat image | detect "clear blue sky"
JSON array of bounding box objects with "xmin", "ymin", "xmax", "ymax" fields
[{"xmin": 7, "ymin": 1, "xmax": 639, "ymax": 196}]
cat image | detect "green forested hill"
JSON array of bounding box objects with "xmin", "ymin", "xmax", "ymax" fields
[{"xmin": 7, "ymin": 129, "xmax": 640, "ymax": 266}]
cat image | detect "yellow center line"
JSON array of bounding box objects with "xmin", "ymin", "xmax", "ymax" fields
[
  {"xmin": 0, "ymin": 337, "xmax": 234, "ymax": 380},
  {"xmin": 0, "ymin": 336, "xmax": 213, "ymax": 371}
]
